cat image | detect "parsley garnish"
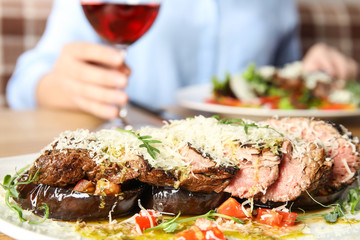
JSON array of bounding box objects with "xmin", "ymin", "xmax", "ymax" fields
[
  {"xmin": 144, "ymin": 210, "xmax": 243, "ymax": 233},
  {"xmin": 117, "ymin": 129, "xmax": 161, "ymax": 160},
  {"xmin": 1, "ymin": 165, "xmax": 49, "ymax": 224}
]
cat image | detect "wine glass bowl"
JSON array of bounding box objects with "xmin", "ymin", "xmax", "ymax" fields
[
  {"xmin": 81, "ymin": 0, "xmax": 161, "ymax": 129},
  {"xmin": 81, "ymin": 1, "xmax": 160, "ymax": 48}
]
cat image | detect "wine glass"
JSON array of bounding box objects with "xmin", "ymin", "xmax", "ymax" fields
[{"xmin": 81, "ymin": 0, "xmax": 161, "ymax": 129}]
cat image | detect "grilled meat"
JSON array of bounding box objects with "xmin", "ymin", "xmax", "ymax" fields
[{"xmin": 265, "ymin": 117, "xmax": 360, "ymax": 189}]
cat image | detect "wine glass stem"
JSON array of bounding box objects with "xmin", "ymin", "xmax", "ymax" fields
[
  {"xmin": 119, "ymin": 105, "xmax": 132, "ymax": 130},
  {"xmin": 116, "ymin": 46, "xmax": 132, "ymax": 130}
]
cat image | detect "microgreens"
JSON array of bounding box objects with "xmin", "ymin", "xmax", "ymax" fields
[
  {"xmin": 347, "ymin": 186, "xmax": 360, "ymax": 214},
  {"xmin": 1, "ymin": 165, "xmax": 49, "ymax": 224},
  {"xmin": 144, "ymin": 210, "xmax": 243, "ymax": 233},
  {"xmin": 117, "ymin": 129, "xmax": 161, "ymax": 160},
  {"xmin": 212, "ymin": 115, "xmax": 277, "ymax": 135},
  {"xmin": 296, "ymin": 190, "xmax": 357, "ymax": 224}
]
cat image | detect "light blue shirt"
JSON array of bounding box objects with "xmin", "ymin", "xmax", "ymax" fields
[{"xmin": 6, "ymin": 0, "xmax": 300, "ymax": 110}]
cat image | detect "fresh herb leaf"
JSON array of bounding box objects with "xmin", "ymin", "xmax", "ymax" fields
[
  {"xmin": 297, "ymin": 190, "xmax": 348, "ymax": 224},
  {"xmin": 242, "ymin": 63, "xmax": 269, "ymax": 95},
  {"xmin": 346, "ymin": 81, "xmax": 360, "ymax": 106},
  {"xmin": 117, "ymin": 129, "xmax": 161, "ymax": 160},
  {"xmin": 347, "ymin": 186, "xmax": 360, "ymax": 214},
  {"xmin": 278, "ymin": 97, "xmax": 294, "ymax": 110},
  {"xmin": 214, "ymin": 116, "xmax": 278, "ymax": 135},
  {"xmin": 144, "ymin": 212, "xmax": 181, "ymax": 233},
  {"xmin": 323, "ymin": 212, "xmax": 339, "ymax": 223},
  {"xmin": 212, "ymin": 73, "xmax": 233, "ymax": 97},
  {"xmin": 1, "ymin": 166, "xmax": 49, "ymax": 224},
  {"xmin": 144, "ymin": 210, "xmax": 243, "ymax": 233}
]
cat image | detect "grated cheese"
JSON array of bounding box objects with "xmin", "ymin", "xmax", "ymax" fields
[
  {"xmin": 41, "ymin": 129, "xmax": 150, "ymax": 165},
  {"xmin": 162, "ymin": 116, "xmax": 284, "ymax": 167}
]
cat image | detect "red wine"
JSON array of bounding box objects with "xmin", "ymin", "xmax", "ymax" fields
[{"xmin": 82, "ymin": 3, "xmax": 160, "ymax": 45}]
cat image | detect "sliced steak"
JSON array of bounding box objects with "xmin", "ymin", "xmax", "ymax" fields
[
  {"xmin": 258, "ymin": 140, "xmax": 327, "ymax": 202},
  {"xmin": 138, "ymin": 145, "xmax": 238, "ymax": 193},
  {"xmin": 224, "ymin": 145, "xmax": 281, "ymax": 199},
  {"xmin": 265, "ymin": 117, "xmax": 360, "ymax": 189}
]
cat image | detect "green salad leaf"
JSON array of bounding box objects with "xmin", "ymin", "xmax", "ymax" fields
[{"xmin": 1, "ymin": 166, "xmax": 49, "ymax": 224}]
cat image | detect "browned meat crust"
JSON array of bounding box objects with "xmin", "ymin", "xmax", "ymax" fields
[
  {"xmin": 31, "ymin": 149, "xmax": 143, "ymax": 187},
  {"xmin": 33, "ymin": 146, "xmax": 237, "ymax": 193}
]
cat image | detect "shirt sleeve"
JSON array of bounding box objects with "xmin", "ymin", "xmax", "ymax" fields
[
  {"xmin": 273, "ymin": 0, "xmax": 302, "ymax": 67},
  {"xmin": 6, "ymin": 0, "xmax": 99, "ymax": 109}
]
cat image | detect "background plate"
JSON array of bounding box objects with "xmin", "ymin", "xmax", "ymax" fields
[{"xmin": 176, "ymin": 84, "xmax": 360, "ymax": 121}]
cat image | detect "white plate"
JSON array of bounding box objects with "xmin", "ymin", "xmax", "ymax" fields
[
  {"xmin": 176, "ymin": 84, "xmax": 360, "ymax": 121},
  {"xmin": 0, "ymin": 154, "xmax": 84, "ymax": 240},
  {"xmin": 1, "ymin": 154, "xmax": 360, "ymax": 240}
]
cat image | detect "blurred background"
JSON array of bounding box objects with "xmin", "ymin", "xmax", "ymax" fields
[{"xmin": 0, "ymin": 0, "xmax": 359, "ymax": 108}]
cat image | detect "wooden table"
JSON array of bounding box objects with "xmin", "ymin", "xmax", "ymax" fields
[{"xmin": 1, "ymin": 108, "xmax": 360, "ymax": 240}]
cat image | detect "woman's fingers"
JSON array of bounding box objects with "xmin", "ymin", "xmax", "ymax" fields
[
  {"xmin": 62, "ymin": 42, "xmax": 125, "ymax": 68},
  {"xmin": 66, "ymin": 59, "xmax": 128, "ymax": 88},
  {"xmin": 303, "ymin": 43, "xmax": 359, "ymax": 80},
  {"xmin": 36, "ymin": 42, "xmax": 132, "ymax": 119},
  {"xmin": 69, "ymin": 78, "xmax": 128, "ymax": 105},
  {"xmin": 73, "ymin": 96, "xmax": 120, "ymax": 119},
  {"xmin": 57, "ymin": 43, "xmax": 129, "ymax": 88}
]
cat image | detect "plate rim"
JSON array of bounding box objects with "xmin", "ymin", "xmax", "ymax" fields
[{"xmin": 176, "ymin": 83, "xmax": 360, "ymax": 118}]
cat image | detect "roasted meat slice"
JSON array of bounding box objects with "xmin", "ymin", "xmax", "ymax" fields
[
  {"xmin": 265, "ymin": 117, "xmax": 360, "ymax": 189},
  {"xmin": 258, "ymin": 140, "xmax": 328, "ymax": 203},
  {"xmin": 224, "ymin": 146, "xmax": 281, "ymax": 198},
  {"xmin": 138, "ymin": 145, "xmax": 238, "ymax": 193}
]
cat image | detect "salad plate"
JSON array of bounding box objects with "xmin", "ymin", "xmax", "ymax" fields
[{"xmin": 176, "ymin": 83, "xmax": 360, "ymax": 121}]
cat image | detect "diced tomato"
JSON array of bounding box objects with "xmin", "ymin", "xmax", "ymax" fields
[
  {"xmin": 195, "ymin": 219, "xmax": 226, "ymax": 240},
  {"xmin": 278, "ymin": 211, "xmax": 297, "ymax": 227},
  {"xmin": 73, "ymin": 179, "xmax": 95, "ymax": 193},
  {"xmin": 135, "ymin": 210, "xmax": 159, "ymax": 233},
  {"xmin": 256, "ymin": 208, "xmax": 297, "ymax": 227},
  {"xmin": 217, "ymin": 197, "xmax": 251, "ymax": 219},
  {"xmin": 175, "ymin": 226, "xmax": 205, "ymax": 240},
  {"xmin": 176, "ymin": 219, "xmax": 225, "ymax": 240},
  {"xmin": 319, "ymin": 103, "xmax": 356, "ymax": 110},
  {"xmin": 207, "ymin": 96, "xmax": 244, "ymax": 107},
  {"xmin": 202, "ymin": 226, "xmax": 226, "ymax": 240},
  {"xmin": 256, "ymin": 208, "xmax": 283, "ymax": 227},
  {"xmin": 94, "ymin": 179, "xmax": 121, "ymax": 196},
  {"xmin": 259, "ymin": 96, "xmax": 280, "ymax": 109},
  {"xmin": 205, "ymin": 98, "xmax": 218, "ymax": 104}
]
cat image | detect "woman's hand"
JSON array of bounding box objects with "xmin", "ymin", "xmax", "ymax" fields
[
  {"xmin": 302, "ymin": 43, "xmax": 359, "ymax": 80},
  {"xmin": 36, "ymin": 42, "xmax": 130, "ymax": 119}
]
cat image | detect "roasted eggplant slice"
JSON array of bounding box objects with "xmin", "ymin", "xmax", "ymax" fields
[
  {"xmin": 145, "ymin": 186, "xmax": 230, "ymax": 215},
  {"xmin": 15, "ymin": 182, "xmax": 145, "ymax": 221}
]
